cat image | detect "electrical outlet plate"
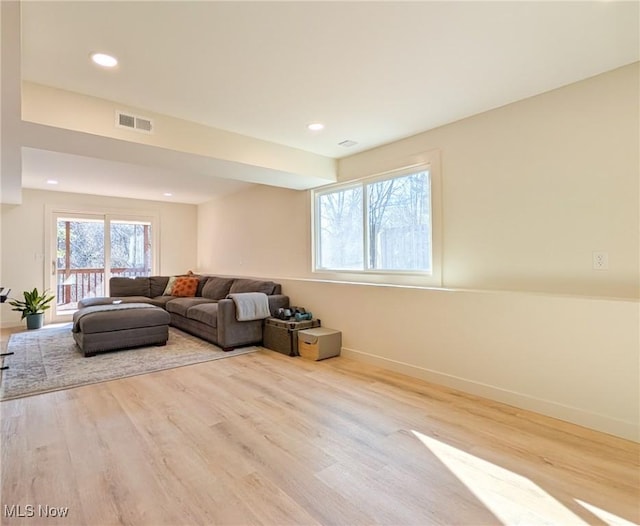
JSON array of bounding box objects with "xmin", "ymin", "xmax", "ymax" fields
[{"xmin": 592, "ymin": 251, "xmax": 609, "ymax": 270}]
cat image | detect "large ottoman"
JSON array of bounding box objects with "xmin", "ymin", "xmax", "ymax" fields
[{"xmin": 72, "ymin": 303, "xmax": 171, "ymax": 357}]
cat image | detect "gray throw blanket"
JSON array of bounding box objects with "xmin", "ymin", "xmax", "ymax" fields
[
  {"xmin": 72, "ymin": 302, "xmax": 155, "ymax": 332},
  {"xmin": 227, "ymin": 293, "xmax": 271, "ymax": 321}
]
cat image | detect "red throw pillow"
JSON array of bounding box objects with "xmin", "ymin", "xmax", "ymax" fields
[{"xmin": 171, "ymin": 276, "xmax": 199, "ymax": 297}]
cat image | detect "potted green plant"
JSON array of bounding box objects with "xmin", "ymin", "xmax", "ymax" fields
[{"xmin": 8, "ymin": 288, "xmax": 55, "ymax": 330}]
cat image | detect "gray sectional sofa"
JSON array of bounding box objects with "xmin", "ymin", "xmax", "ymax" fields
[{"xmin": 79, "ymin": 275, "xmax": 289, "ymax": 350}]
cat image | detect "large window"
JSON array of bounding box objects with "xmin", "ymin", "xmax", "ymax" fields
[{"xmin": 313, "ymin": 161, "xmax": 441, "ymax": 285}]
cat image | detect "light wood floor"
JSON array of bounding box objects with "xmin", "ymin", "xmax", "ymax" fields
[{"xmin": 0, "ymin": 330, "xmax": 638, "ymax": 525}]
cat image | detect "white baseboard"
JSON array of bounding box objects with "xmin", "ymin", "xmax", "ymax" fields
[
  {"xmin": 341, "ymin": 347, "xmax": 639, "ymax": 443},
  {"xmin": 1, "ymin": 321, "xmax": 23, "ymax": 330}
]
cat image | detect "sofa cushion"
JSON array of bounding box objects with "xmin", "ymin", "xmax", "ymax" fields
[
  {"xmin": 149, "ymin": 295, "xmax": 176, "ymax": 308},
  {"xmin": 113, "ymin": 296, "xmax": 153, "ymax": 305},
  {"xmin": 201, "ymin": 277, "xmax": 235, "ymax": 300},
  {"xmin": 77, "ymin": 297, "xmax": 115, "ymax": 308},
  {"xmin": 192, "ymin": 275, "xmax": 209, "ymax": 296},
  {"xmin": 163, "ymin": 276, "xmax": 178, "ymax": 295},
  {"xmin": 229, "ymin": 278, "xmax": 277, "ymax": 295},
  {"xmin": 73, "ymin": 304, "xmax": 170, "ymax": 334},
  {"xmin": 149, "ymin": 276, "xmax": 170, "ymax": 298},
  {"xmin": 165, "ymin": 297, "xmax": 214, "ymax": 317},
  {"xmin": 109, "ymin": 277, "xmax": 150, "ymax": 297},
  {"xmin": 186, "ymin": 303, "xmax": 219, "ymax": 328}
]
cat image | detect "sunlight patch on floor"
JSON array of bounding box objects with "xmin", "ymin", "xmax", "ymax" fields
[
  {"xmin": 41, "ymin": 322, "xmax": 72, "ymax": 330},
  {"xmin": 411, "ymin": 430, "xmax": 589, "ymax": 525},
  {"xmin": 574, "ymin": 499, "xmax": 637, "ymax": 526}
]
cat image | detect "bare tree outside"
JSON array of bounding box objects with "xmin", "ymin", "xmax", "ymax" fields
[
  {"xmin": 110, "ymin": 221, "xmax": 152, "ymax": 272},
  {"xmin": 57, "ymin": 219, "xmax": 104, "ymax": 270},
  {"xmin": 315, "ymin": 170, "xmax": 431, "ymax": 272},
  {"xmin": 317, "ymin": 187, "xmax": 363, "ymax": 269},
  {"xmin": 57, "ymin": 220, "xmax": 151, "ymax": 272},
  {"xmin": 56, "ymin": 218, "xmax": 152, "ymax": 308},
  {"xmin": 369, "ymin": 171, "xmax": 430, "ymax": 271},
  {"xmin": 367, "ymin": 178, "xmax": 397, "ymax": 268}
]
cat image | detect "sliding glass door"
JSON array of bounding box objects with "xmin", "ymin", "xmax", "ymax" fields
[
  {"xmin": 50, "ymin": 212, "xmax": 154, "ymax": 321},
  {"xmin": 109, "ymin": 219, "xmax": 153, "ymax": 279}
]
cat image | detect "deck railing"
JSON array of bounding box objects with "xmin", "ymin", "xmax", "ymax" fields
[{"xmin": 56, "ymin": 267, "xmax": 149, "ymax": 305}]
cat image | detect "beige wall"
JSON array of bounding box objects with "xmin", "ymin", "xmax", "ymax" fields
[
  {"xmin": 1, "ymin": 189, "xmax": 197, "ymax": 327},
  {"xmin": 340, "ymin": 62, "xmax": 639, "ymax": 298},
  {"xmin": 22, "ymin": 82, "xmax": 336, "ymax": 188},
  {"xmin": 1, "ymin": 1, "xmax": 23, "ymax": 204},
  {"xmin": 279, "ymin": 279, "xmax": 639, "ymax": 441},
  {"xmin": 198, "ymin": 184, "xmax": 311, "ymax": 277},
  {"xmin": 200, "ymin": 64, "xmax": 639, "ymax": 298},
  {"xmin": 198, "ymin": 65, "xmax": 640, "ymax": 440}
]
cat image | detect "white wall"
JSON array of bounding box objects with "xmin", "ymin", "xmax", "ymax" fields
[
  {"xmin": 1, "ymin": 189, "xmax": 197, "ymax": 327},
  {"xmin": 279, "ymin": 279, "xmax": 639, "ymax": 442},
  {"xmin": 198, "ymin": 184, "xmax": 310, "ymax": 277},
  {"xmin": 340, "ymin": 62, "xmax": 639, "ymax": 299},
  {"xmin": 1, "ymin": 1, "xmax": 23, "ymax": 204},
  {"xmin": 22, "ymin": 82, "xmax": 336, "ymax": 188},
  {"xmin": 198, "ymin": 65, "xmax": 640, "ymax": 440}
]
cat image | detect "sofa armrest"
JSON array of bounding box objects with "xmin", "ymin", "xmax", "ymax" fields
[
  {"xmin": 216, "ymin": 295, "xmax": 290, "ymax": 350},
  {"xmin": 268, "ymin": 294, "xmax": 290, "ymax": 314},
  {"xmin": 216, "ymin": 299, "xmax": 261, "ymax": 350}
]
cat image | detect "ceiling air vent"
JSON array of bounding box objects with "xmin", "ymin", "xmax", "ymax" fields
[{"xmin": 116, "ymin": 110, "xmax": 154, "ymax": 134}]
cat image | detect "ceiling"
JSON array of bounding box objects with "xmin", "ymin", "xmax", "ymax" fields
[
  {"xmin": 19, "ymin": 1, "xmax": 640, "ymax": 203},
  {"xmin": 21, "ymin": 148, "xmax": 251, "ymax": 204}
]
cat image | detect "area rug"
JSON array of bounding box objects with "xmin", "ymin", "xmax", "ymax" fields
[{"xmin": 0, "ymin": 324, "xmax": 257, "ymax": 400}]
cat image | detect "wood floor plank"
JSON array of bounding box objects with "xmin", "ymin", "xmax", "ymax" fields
[
  {"xmin": 56, "ymin": 383, "xmax": 186, "ymax": 525},
  {"xmin": 228, "ymin": 472, "xmax": 323, "ymax": 526},
  {"xmin": 1, "ymin": 345, "xmax": 638, "ymax": 526},
  {"xmin": 106, "ymin": 378, "xmax": 259, "ymax": 525}
]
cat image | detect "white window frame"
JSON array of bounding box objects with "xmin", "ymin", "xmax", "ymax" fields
[{"xmin": 311, "ymin": 151, "xmax": 442, "ymax": 287}]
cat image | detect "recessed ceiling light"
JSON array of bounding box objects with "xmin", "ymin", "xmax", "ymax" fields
[
  {"xmin": 90, "ymin": 52, "xmax": 118, "ymax": 68},
  {"xmin": 163, "ymin": 192, "xmax": 173, "ymax": 197},
  {"xmin": 46, "ymin": 179, "xmax": 59, "ymax": 185},
  {"xmin": 307, "ymin": 123, "xmax": 325, "ymax": 131}
]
